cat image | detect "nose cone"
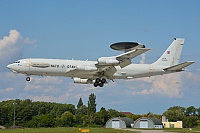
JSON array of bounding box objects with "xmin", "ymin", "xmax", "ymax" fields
[
  {"xmin": 7, "ymin": 64, "xmax": 18, "ymax": 73},
  {"xmin": 7, "ymin": 64, "xmax": 12, "ymax": 69}
]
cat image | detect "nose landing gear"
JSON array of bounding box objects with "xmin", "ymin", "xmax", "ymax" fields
[
  {"xmin": 26, "ymin": 77, "xmax": 31, "ymax": 81},
  {"xmin": 94, "ymin": 78, "xmax": 106, "ymax": 87}
]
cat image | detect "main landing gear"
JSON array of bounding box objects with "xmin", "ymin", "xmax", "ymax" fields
[
  {"xmin": 26, "ymin": 77, "xmax": 31, "ymax": 81},
  {"xmin": 94, "ymin": 78, "xmax": 106, "ymax": 87}
]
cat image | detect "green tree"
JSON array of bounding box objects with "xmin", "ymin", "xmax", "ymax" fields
[
  {"xmin": 65, "ymin": 104, "xmax": 76, "ymax": 115},
  {"xmin": 99, "ymin": 107, "xmax": 109, "ymax": 125},
  {"xmin": 146, "ymin": 112, "xmax": 155, "ymax": 117},
  {"xmin": 0, "ymin": 105, "xmax": 12, "ymax": 126},
  {"xmin": 88, "ymin": 93, "xmax": 96, "ymax": 124},
  {"xmin": 82, "ymin": 115, "xmax": 89, "ymax": 127},
  {"xmin": 197, "ymin": 107, "xmax": 200, "ymax": 118},
  {"xmin": 55, "ymin": 117, "xmax": 64, "ymax": 127},
  {"xmin": 163, "ymin": 106, "xmax": 185, "ymax": 121},
  {"xmin": 76, "ymin": 105, "xmax": 87, "ymax": 115},
  {"xmin": 107, "ymin": 109, "xmax": 125, "ymax": 117},
  {"xmin": 127, "ymin": 114, "xmax": 142, "ymax": 121},
  {"xmin": 183, "ymin": 116, "xmax": 198, "ymax": 128},
  {"xmin": 186, "ymin": 106, "xmax": 196, "ymax": 116},
  {"xmin": 60, "ymin": 111, "xmax": 74, "ymax": 127},
  {"xmin": 39, "ymin": 114, "xmax": 55, "ymax": 127},
  {"xmin": 17, "ymin": 106, "xmax": 33, "ymax": 126},
  {"xmin": 77, "ymin": 98, "xmax": 83, "ymax": 109},
  {"xmin": 27, "ymin": 114, "xmax": 55, "ymax": 128},
  {"xmin": 88, "ymin": 93, "xmax": 96, "ymax": 113},
  {"xmin": 74, "ymin": 105, "xmax": 88, "ymax": 126},
  {"xmin": 26, "ymin": 116, "xmax": 39, "ymax": 128},
  {"xmin": 95, "ymin": 107, "xmax": 109, "ymax": 125},
  {"xmin": 38, "ymin": 105, "xmax": 47, "ymax": 115}
]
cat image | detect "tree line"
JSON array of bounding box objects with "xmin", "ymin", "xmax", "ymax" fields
[
  {"xmin": 163, "ymin": 106, "xmax": 200, "ymax": 128},
  {"xmin": 0, "ymin": 93, "xmax": 199, "ymax": 128}
]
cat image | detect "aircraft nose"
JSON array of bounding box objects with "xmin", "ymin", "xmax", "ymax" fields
[
  {"xmin": 7, "ymin": 64, "xmax": 12, "ymax": 69},
  {"xmin": 7, "ymin": 64, "xmax": 19, "ymax": 73}
]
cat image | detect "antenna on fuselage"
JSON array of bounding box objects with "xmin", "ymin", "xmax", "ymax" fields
[{"xmin": 110, "ymin": 42, "xmax": 145, "ymax": 52}]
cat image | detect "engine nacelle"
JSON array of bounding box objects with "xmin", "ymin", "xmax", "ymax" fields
[
  {"xmin": 76, "ymin": 65, "xmax": 97, "ymax": 71},
  {"xmin": 73, "ymin": 78, "xmax": 92, "ymax": 84},
  {"xmin": 97, "ymin": 57, "xmax": 120, "ymax": 66}
]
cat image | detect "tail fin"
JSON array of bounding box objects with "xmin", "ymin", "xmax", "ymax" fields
[{"xmin": 152, "ymin": 38, "xmax": 184, "ymax": 66}]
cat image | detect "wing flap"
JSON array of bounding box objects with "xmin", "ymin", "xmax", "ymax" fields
[
  {"xmin": 119, "ymin": 59, "xmax": 132, "ymax": 68},
  {"xmin": 164, "ymin": 61, "xmax": 195, "ymax": 71},
  {"xmin": 104, "ymin": 66, "xmax": 117, "ymax": 79}
]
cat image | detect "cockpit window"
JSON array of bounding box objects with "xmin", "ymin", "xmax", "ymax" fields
[{"xmin": 14, "ymin": 61, "xmax": 20, "ymax": 63}]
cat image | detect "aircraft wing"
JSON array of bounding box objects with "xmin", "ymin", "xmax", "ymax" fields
[
  {"xmin": 116, "ymin": 48, "xmax": 151, "ymax": 60},
  {"xmin": 116, "ymin": 48, "xmax": 151, "ymax": 68},
  {"xmin": 65, "ymin": 69, "xmax": 81, "ymax": 76},
  {"xmin": 66, "ymin": 48, "xmax": 150, "ymax": 80},
  {"xmin": 65, "ymin": 66, "xmax": 117, "ymax": 79},
  {"xmin": 95, "ymin": 48, "xmax": 150, "ymax": 78},
  {"xmin": 164, "ymin": 61, "xmax": 195, "ymax": 71},
  {"xmin": 97, "ymin": 48, "xmax": 151, "ymax": 68},
  {"xmin": 96, "ymin": 66, "xmax": 117, "ymax": 79}
]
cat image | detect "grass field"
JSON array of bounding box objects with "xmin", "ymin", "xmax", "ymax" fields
[
  {"xmin": 1, "ymin": 127, "xmax": 200, "ymax": 133},
  {"xmin": 164, "ymin": 127, "xmax": 200, "ymax": 133},
  {"xmin": 0, "ymin": 127, "xmax": 137, "ymax": 133}
]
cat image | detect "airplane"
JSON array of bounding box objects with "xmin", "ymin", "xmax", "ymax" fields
[{"xmin": 7, "ymin": 38, "xmax": 194, "ymax": 87}]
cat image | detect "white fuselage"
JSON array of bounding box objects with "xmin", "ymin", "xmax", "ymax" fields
[{"xmin": 7, "ymin": 58, "xmax": 170, "ymax": 80}]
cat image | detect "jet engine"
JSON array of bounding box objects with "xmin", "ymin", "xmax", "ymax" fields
[
  {"xmin": 73, "ymin": 78, "xmax": 92, "ymax": 84},
  {"xmin": 76, "ymin": 65, "xmax": 97, "ymax": 71},
  {"xmin": 97, "ymin": 57, "xmax": 120, "ymax": 66}
]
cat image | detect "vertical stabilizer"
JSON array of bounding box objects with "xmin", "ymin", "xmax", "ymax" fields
[{"xmin": 152, "ymin": 38, "xmax": 184, "ymax": 66}]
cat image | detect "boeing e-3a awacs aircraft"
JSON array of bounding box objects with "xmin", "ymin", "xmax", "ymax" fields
[{"xmin": 7, "ymin": 38, "xmax": 194, "ymax": 87}]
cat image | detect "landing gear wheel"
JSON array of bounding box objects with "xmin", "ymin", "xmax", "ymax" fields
[
  {"xmin": 93, "ymin": 78, "xmax": 107, "ymax": 87},
  {"xmin": 94, "ymin": 82, "xmax": 98, "ymax": 87},
  {"xmin": 99, "ymin": 82, "xmax": 104, "ymax": 87},
  {"xmin": 95, "ymin": 78, "xmax": 101, "ymax": 83},
  {"xmin": 26, "ymin": 77, "xmax": 30, "ymax": 81},
  {"xmin": 101, "ymin": 78, "xmax": 106, "ymax": 83}
]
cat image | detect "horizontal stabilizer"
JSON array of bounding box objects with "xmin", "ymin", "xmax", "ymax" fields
[{"xmin": 164, "ymin": 61, "xmax": 195, "ymax": 71}]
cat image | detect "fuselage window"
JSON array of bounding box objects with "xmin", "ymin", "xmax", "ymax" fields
[
  {"xmin": 14, "ymin": 61, "xmax": 20, "ymax": 63},
  {"xmin": 51, "ymin": 64, "xmax": 56, "ymax": 67}
]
